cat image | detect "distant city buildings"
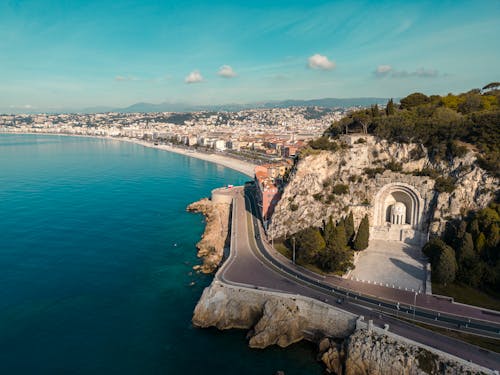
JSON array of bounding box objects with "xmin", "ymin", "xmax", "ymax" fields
[{"xmin": 0, "ymin": 107, "xmax": 347, "ymax": 163}]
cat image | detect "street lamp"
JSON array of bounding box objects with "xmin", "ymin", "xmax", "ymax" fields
[
  {"xmin": 413, "ymin": 292, "xmax": 417, "ymax": 320},
  {"xmin": 292, "ymin": 236, "xmax": 296, "ymax": 264}
]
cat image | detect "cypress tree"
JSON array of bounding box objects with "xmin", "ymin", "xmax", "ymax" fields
[
  {"xmin": 475, "ymin": 232, "xmax": 486, "ymax": 255},
  {"xmin": 353, "ymin": 215, "xmax": 370, "ymax": 250},
  {"xmin": 434, "ymin": 245, "xmax": 457, "ymax": 285},
  {"xmin": 333, "ymin": 222, "xmax": 347, "ymax": 251},
  {"xmin": 385, "ymin": 98, "xmax": 395, "ymax": 116},
  {"xmin": 344, "ymin": 212, "xmax": 355, "ymax": 245},
  {"xmin": 457, "ymin": 232, "xmax": 474, "ymax": 263},
  {"xmin": 324, "ymin": 216, "xmax": 335, "ymax": 246}
]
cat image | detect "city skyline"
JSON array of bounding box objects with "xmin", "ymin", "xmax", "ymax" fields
[{"xmin": 1, "ymin": 0, "xmax": 499, "ymax": 112}]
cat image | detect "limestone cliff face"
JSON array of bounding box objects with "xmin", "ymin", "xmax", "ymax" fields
[
  {"xmin": 270, "ymin": 135, "xmax": 498, "ymax": 239},
  {"xmin": 187, "ymin": 198, "xmax": 230, "ymax": 273},
  {"xmin": 341, "ymin": 329, "xmax": 488, "ymax": 375},
  {"xmin": 192, "ymin": 281, "xmax": 357, "ymax": 348}
]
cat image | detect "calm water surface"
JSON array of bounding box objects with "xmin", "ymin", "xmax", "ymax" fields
[{"xmin": 0, "ymin": 134, "xmax": 322, "ymax": 374}]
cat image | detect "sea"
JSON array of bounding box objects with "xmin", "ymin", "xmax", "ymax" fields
[{"xmin": 0, "ymin": 134, "xmax": 322, "ymax": 374}]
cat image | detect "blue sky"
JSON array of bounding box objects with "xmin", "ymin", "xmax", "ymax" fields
[{"xmin": 1, "ymin": 0, "xmax": 499, "ymax": 111}]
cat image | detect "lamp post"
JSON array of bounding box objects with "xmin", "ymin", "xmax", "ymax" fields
[
  {"xmin": 413, "ymin": 292, "xmax": 417, "ymax": 320},
  {"xmin": 292, "ymin": 236, "xmax": 296, "ymax": 264}
]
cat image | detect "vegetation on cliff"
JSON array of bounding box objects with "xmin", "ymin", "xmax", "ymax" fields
[
  {"xmin": 278, "ymin": 212, "xmax": 371, "ymax": 274},
  {"xmin": 323, "ymin": 85, "xmax": 500, "ymax": 177},
  {"xmin": 424, "ymin": 201, "xmax": 500, "ymax": 298}
]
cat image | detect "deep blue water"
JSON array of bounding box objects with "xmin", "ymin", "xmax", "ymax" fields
[{"xmin": 0, "ymin": 134, "xmax": 322, "ymax": 374}]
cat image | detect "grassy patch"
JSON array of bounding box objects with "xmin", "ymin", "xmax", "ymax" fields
[
  {"xmin": 274, "ymin": 242, "xmax": 292, "ymax": 259},
  {"xmin": 432, "ymin": 282, "xmax": 500, "ymax": 311}
]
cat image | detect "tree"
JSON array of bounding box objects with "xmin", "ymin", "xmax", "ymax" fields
[
  {"xmin": 353, "ymin": 215, "xmax": 369, "ymax": 250},
  {"xmin": 323, "ymin": 216, "xmax": 335, "ymax": 247},
  {"xmin": 295, "ymin": 227, "xmax": 325, "ymax": 263},
  {"xmin": 434, "ymin": 245, "xmax": 457, "ymax": 285},
  {"xmin": 422, "ymin": 238, "xmax": 447, "ymax": 264},
  {"xmin": 475, "ymin": 232, "xmax": 486, "ymax": 255},
  {"xmin": 482, "ymin": 82, "xmax": 500, "ymax": 92},
  {"xmin": 400, "ymin": 92, "xmax": 430, "ymax": 109},
  {"xmin": 456, "ymin": 232, "xmax": 475, "ymax": 263},
  {"xmin": 385, "ymin": 98, "xmax": 395, "ymax": 115},
  {"xmin": 320, "ymin": 222, "xmax": 352, "ymax": 272},
  {"xmin": 344, "ymin": 212, "xmax": 355, "ymax": 245}
]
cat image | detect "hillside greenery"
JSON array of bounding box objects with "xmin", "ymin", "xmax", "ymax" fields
[
  {"xmin": 279, "ymin": 213, "xmax": 370, "ymax": 274},
  {"xmin": 424, "ymin": 201, "xmax": 500, "ymax": 297},
  {"xmin": 323, "ymin": 86, "xmax": 500, "ymax": 177}
]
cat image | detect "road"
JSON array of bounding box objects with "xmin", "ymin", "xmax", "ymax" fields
[{"xmin": 215, "ymin": 185, "xmax": 500, "ymax": 371}]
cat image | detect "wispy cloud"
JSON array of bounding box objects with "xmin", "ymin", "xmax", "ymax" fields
[
  {"xmin": 307, "ymin": 54, "xmax": 335, "ymax": 70},
  {"xmin": 114, "ymin": 75, "xmax": 137, "ymax": 82},
  {"xmin": 217, "ymin": 65, "xmax": 237, "ymax": 78},
  {"xmin": 374, "ymin": 65, "xmax": 440, "ymax": 79},
  {"xmin": 185, "ymin": 70, "xmax": 204, "ymax": 84}
]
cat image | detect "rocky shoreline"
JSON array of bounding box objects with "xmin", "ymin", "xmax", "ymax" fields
[
  {"xmin": 192, "ymin": 281, "xmax": 494, "ymax": 375},
  {"xmin": 187, "ymin": 197, "xmax": 231, "ymax": 274}
]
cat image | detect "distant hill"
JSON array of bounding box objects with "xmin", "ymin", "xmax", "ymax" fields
[
  {"xmin": 90, "ymin": 97, "xmax": 390, "ymax": 114},
  {"xmin": 2, "ymin": 97, "xmax": 391, "ymax": 115}
]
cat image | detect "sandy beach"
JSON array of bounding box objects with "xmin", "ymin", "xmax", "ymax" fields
[{"xmin": 0, "ymin": 131, "xmax": 256, "ymax": 178}]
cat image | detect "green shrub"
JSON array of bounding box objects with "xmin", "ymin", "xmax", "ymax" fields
[
  {"xmin": 385, "ymin": 160, "xmax": 403, "ymax": 172},
  {"xmin": 434, "ymin": 176, "xmax": 456, "ymax": 193},
  {"xmin": 290, "ymin": 203, "xmax": 299, "ymax": 211},
  {"xmin": 332, "ymin": 184, "xmax": 349, "ymax": 195},
  {"xmin": 363, "ymin": 167, "xmax": 385, "ymax": 179}
]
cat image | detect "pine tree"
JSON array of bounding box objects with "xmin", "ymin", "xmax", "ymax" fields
[
  {"xmin": 295, "ymin": 227, "xmax": 325, "ymax": 263},
  {"xmin": 353, "ymin": 215, "xmax": 369, "ymax": 250},
  {"xmin": 385, "ymin": 98, "xmax": 395, "ymax": 115},
  {"xmin": 344, "ymin": 212, "xmax": 355, "ymax": 245}
]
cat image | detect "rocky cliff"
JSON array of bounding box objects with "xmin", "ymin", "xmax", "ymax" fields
[
  {"xmin": 192, "ymin": 281, "xmax": 357, "ymax": 348},
  {"xmin": 193, "ymin": 281, "xmax": 494, "ymax": 374},
  {"xmin": 270, "ymin": 135, "xmax": 498, "ymax": 239},
  {"xmin": 318, "ymin": 329, "xmax": 491, "ymax": 375},
  {"xmin": 187, "ymin": 198, "xmax": 231, "ymax": 273}
]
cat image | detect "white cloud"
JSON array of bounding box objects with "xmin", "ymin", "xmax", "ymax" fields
[
  {"xmin": 374, "ymin": 65, "xmax": 440, "ymax": 79},
  {"xmin": 217, "ymin": 65, "xmax": 237, "ymax": 78},
  {"xmin": 375, "ymin": 65, "xmax": 393, "ymax": 77},
  {"xmin": 114, "ymin": 75, "xmax": 137, "ymax": 82},
  {"xmin": 185, "ymin": 70, "xmax": 204, "ymax": 84},
  {"xmin": 307, "ymin": 54, "xmax": 335, "ymax": 70}
]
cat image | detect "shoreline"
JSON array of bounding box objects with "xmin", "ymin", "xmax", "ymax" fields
[{"xmin": 0, "ymin": 131, "xmax": 256, "ymax": 178}]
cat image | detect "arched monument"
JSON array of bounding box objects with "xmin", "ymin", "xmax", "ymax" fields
[{"xmin": 371, "ymin": 182, "xmax": 426, "ymax": 245}]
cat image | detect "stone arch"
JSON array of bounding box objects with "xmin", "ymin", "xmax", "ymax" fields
[{"xmin": 373, "ymin": 182, "xmax": 424, "ymax": 231}]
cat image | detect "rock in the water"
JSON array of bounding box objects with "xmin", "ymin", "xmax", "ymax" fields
[{"xmin": 249, "ymin": 299, "xmax": 305, "ymax": 348}]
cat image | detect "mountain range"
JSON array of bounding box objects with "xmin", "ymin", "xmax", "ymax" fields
[{"xmin": 5, "ymin": 97, "xmax": 391, "ymax": 115}]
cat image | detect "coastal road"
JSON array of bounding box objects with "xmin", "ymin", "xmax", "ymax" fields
[{"xmin": 216, "ymin": 185, "xmax": 500, "ymax": 371}]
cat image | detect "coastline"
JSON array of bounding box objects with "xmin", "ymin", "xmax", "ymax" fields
[{"xmin": 0, "ymin": 131, "xmax": 256, "ymax": 178}]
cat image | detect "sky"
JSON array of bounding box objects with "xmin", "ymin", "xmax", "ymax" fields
[{"xmin": 1, "ymin": 0, "xmax": 499, "ymax": 112}]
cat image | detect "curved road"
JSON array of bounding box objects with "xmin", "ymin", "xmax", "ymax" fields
[{"xmin": 215, "ymin": 185, "xmax": 500, "ymax": 371}]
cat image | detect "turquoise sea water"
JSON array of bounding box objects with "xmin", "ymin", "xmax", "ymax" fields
[{"xmin": 0, "ymin": 134, "xmax": 322, "ymax": 374}]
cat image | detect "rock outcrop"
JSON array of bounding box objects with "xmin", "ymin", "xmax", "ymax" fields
[
  {"xmin": 192, "ymin": 281, "xmax": 357, "ymax": 348},
  {"xmin": 270, "ymin": 135, "xmax": 498, "ymax": 239},
  {"xmin": 187, "ymin": 198, "xmax": 231, "ymax": 273},
  {"xmin": 194, "ymin": 282, "xmax": 494, "ymax": 374},
  {"xmin": 343, "ymin": 329, "xmax": 488, "ymax": 375}
]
